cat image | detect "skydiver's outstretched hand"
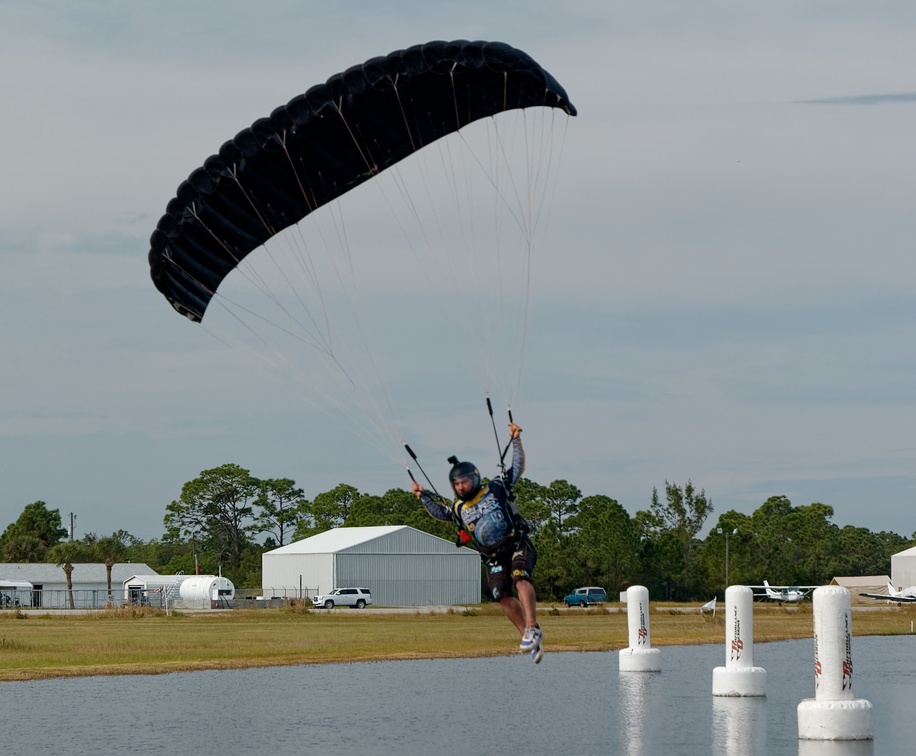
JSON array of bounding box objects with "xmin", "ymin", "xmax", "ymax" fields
[
  {"xmin": 412, "ymin": 481, "xmax": 424, "ymax": 499},
  {"xmin": 509, "ymin": 422, "xmax": 522, "ymax": 439}
]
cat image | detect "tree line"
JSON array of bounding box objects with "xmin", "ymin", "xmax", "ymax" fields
[{"xmin": 1, "ymin": 463, "xmax": 911, "ymax": 601}]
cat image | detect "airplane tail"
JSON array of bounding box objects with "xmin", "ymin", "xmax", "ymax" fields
[{"xmin": 887, "ymin": 581, "xmax": 899, "ymax": 597}]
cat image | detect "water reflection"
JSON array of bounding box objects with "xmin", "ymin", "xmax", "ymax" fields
[
  {"xmin": 711, "ymin": 696, "xmax": 766, "ymax": 756},
  {"xmin": 618, "ymin": 671, "xmax": 653, "ymax": 756},
  {"xmin": 797, "ymin": 739, "xmax": 874, "ymax": 756}
]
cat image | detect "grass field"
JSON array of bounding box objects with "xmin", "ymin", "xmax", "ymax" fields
[{"xmin": 1, "ymin": 603, "xmax": 913, "ymax": 682}]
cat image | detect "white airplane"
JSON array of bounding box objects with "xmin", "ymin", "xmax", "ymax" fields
[
  {"xmin": 859, "ymin": 581, "xmax": 916, "ymax": 603},
  {"xmin": 748, "ymin": 580, "xmax": 818, "ymax": 603}
]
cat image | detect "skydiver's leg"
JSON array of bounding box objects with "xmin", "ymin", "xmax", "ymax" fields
[
  {"xmin": 487, "ymin": 557, "xmax": 526, "ymax": 635},
  {"xmin": 498, "ymin": 595, "xmax": 527, "ymax": 635},
  {"xmin": 514, "ymin": 578, "xmax": 538, "ymax": 628},
  {"xmin": 510, "ymin": 536, "xmax": 539, "ymax": 628}
]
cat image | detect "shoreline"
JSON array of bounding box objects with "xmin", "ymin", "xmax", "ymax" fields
[{"xmin": 2, "ymin": 603, "xmax": 912, "ymax": 682}]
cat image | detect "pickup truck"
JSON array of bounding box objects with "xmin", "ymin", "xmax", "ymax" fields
[{"xmin": 563, "ymin": 586, "xmax": 608, "ymax": 607}]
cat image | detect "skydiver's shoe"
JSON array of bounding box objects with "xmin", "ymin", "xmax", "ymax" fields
[
  {"xmin": 520, "ymin": 625, "xmax": 543, "ymax": 662},
  {"xmin": 531, "ymin": 640, "xmax": 544, "ymax": 664}
]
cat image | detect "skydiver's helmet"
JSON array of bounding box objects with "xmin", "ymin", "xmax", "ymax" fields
[{"xmin": 448, "ymin": 456, "xmax": 481, "ymax": 501}]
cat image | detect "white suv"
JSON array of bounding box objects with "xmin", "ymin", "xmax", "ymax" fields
[{"xmin": 312, "ymin": 587, "xmax": 373, "ymax": 609}]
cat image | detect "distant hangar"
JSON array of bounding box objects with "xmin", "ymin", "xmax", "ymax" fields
[{"xmin": 262, "ymin": 525, "xmax": 481, "ymax": 607}]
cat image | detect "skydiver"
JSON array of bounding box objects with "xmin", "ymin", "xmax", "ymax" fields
[{"xmin": 412, "ymin": 422, "xmax": 543, "ymax": 663}]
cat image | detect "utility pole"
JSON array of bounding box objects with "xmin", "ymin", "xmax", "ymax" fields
[{"xmin": 718, "ymin": 527, "xmax": 738, "ymax": 587}]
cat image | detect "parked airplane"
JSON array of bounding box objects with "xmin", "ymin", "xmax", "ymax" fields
[
  {"xmin": 747, "ymin": 580, "xmax": 818, "ymax": 603},
  {"xmin": 859, "ymin": 581, "xmax": 916, "ymax": 603}
]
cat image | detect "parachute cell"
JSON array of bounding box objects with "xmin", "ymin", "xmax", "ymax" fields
[{"xmin": 147, "ymin": 40, "xmax": 576, "ymax": 322}]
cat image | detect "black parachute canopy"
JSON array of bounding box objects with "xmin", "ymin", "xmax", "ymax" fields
[{"xmin": 148, "ymin": 40, "xmax": 577, "ymax": 322}]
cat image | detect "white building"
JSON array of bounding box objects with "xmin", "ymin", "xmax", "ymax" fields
[
  {"xmin": 262, "ymin": 526, "xmax": 481, "ymax": 606},
  {"xmin": 892, "ymin": 546, "xmax": 916, "ymax": 589},
  {"xmin": 0, "ymin": 562, "xmax": 158, "ymax": 608}
]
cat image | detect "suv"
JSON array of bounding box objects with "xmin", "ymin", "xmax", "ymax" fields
[
  {"xmin": 312, "ymin": 587, "xmax": 373, "ymax": 609},
  {"xmin": 563, "ymin": 586, "xmax": 607, "ymax": 607}
]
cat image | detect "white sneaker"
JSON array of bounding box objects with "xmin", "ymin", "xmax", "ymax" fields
[{"xmin": 520, "ymin": 626, "xmax": 543, "ymax": 663}]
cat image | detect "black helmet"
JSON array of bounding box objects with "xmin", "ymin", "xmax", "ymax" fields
[{"xmin": 448, "ymin": 456, "xmax": 481, "ymax": 501}]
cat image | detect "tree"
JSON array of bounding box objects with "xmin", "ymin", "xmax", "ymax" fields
[
  {"xmin": 650, "ymin": 480, "xmax": 713, "ymax": 563},
  {"xmin": 568, "ymin": 495, "xmax": 639, "ymax": 594},
  {"xmin": 84, "ymin": 530, "xmax": 133, "ymax": 604},
  {"xmin": 294, "ymin": 484, "xmax": 359, "ymax": 539},
  {"xmin": 836, "ymin": 526, "xmax": 893, "ymax": 577},
  {"xmin": 347, "ymin": 489, "xmax": 417, "ymax": 527},
  {"xmin": 639, "ymin": 480, "xmax": 713, "ymax": 600},
  {"xmin": 47, "ymin": 540, "xmax": 93, "ymax": 609},
  {"xmin": 532, "ymin": 479, "xmax": 582, "ymax": 532},
  {"xmin": 164, "ymin": 464, "xmax": 260, "ymax": 570},
  {"xmin": 0, "ymin": 501, "xmax": 68, "ymax": 562},
  {"xmin": 255, "ymin": 478, "xmax": 305, "ymax": 546}
]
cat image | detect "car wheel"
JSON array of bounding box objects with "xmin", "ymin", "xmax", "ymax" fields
[
  {"xmin": 580, "ymin": 600, "xmax": 587, "ymax": 608},
  {"xmin": 324, "ymin": 600, "xmax": 334, "ymax": 609},
  {"xmin": 565, "ymin": 601, "xmax": 573, "ymax": 607},
  {"xmin": 355, "ymin": 599, "xmax": 366, "ymax": 609}
]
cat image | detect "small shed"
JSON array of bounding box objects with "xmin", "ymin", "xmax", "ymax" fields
[
  {"xmin": 262, "ymin": 525, "xmax": 481, "ymax": 606},
  {"xmin": 891, "ymin": 546, "xmax": 916, "ymax": 589},
  {"xmin": 0, "ymin": 580, "xmax": 33, "ymax": 609},
  {"xmin": 830, "ymin": 575, "xmax": 891, "ymax": 605}
]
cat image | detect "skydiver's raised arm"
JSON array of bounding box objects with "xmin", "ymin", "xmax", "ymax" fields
[
  {"xmin": 506, "ymin": 422, "xmax": 525, "ymax": 486},
  {"xmin": 412, "ymin": 481, "xmax": 452, "ymax": 522}
]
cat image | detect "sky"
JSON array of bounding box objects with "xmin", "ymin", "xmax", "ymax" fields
[{"xmin": 2, "ymin": 1, "xmax": 916, "ymax": 542}]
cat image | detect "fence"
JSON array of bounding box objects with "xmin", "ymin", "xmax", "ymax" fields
[{"xmin": 0, "ymin": 587, "xmax": 320, "ymax": 611}]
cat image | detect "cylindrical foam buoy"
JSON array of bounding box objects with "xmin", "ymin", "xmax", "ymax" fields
[
  {"xmin": 797, "ymin": 586, "xmax": 873, "ymax": 741},
  {"xmin": 618, "ymin": 585, "xmax": 661, "ymax": 672},
  {"xmin": 712, "ymin": 585, "xmax": 767, "ymax": 696}
]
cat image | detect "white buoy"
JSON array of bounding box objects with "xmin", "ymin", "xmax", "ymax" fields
[
  {"xmin": 797, "ymin": 586, "xmax": 873, "ymax": 741},
  {"xmin": 618, "ymin": 585, "xmax": 661, "ymax": 672},
  {"xmin": 712, "ymin": 585, "xmax": 767, "ymax": 696}
]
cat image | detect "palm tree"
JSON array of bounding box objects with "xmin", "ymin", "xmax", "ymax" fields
[{"xmin": 47, "ymin": 541, "xmax": 91, "ymax": 609}]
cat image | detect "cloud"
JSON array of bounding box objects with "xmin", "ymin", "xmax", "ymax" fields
[{"xmin": 800, "ymin": 91, "xmax": 916, "ymax": 105}]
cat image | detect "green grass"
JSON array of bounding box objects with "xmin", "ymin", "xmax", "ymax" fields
[{"xmin": 1, "ymin": 603, "xmax": 913, "ymax": 681}]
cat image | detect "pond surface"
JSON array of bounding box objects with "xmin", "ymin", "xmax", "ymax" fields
[{"xmin": 2, "ymin": 636, "xmax": 912, "ymax": 755}]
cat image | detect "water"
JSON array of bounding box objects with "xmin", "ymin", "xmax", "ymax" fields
[{"xmin": 1, "ymin": 637, "xmax": 912, "ymax": 755}]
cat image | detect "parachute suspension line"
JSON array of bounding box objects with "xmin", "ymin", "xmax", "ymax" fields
[
  {"xmin": 178, "ymin": 204, "xmax": 334, "ymax": 350},
  {"xmin": 228, "ymin": 166, "xmax": 279, "ymax": 239},
  {"xmin": 205, "ymin": 296, "xmax": 404, "ymax": 465},
  {"xmin": 161, "ymin": 251, "xmax": 218, "ymax": 309},
  {"xmin": 450, "ymin": 115, "xmax": 537, "ymax": 402},
  {"xmin": 279, "ymin": 133, "xmax": 317, "ymax": 214},
  {"xmin": 334, "ymin": 102, "xmax": 378, "ymax": 176},
  {"xmin": 209, "ymin": 170, "xmax": 334, "ymax": 348},
  {"xmin": 209, "ymin": 288, "xmax": 334, "ymax": 355},
  {"xmin": 312, "ymin": 196, "xmax": 403, "ymax": 445},
  {"xmin": 377, "ymin": 125, "xmax": 510, "ymax": 403},
  {"xmin": 449, "ymin": 67, "xmax": 462, "ymax": 131},
  {"xmin": 280, "ymin": 133, "xmax": 406, "ymax": 461},
  {"xmin": 391, "ymin": 78, "xmax": 419, "ymax": 153}
]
